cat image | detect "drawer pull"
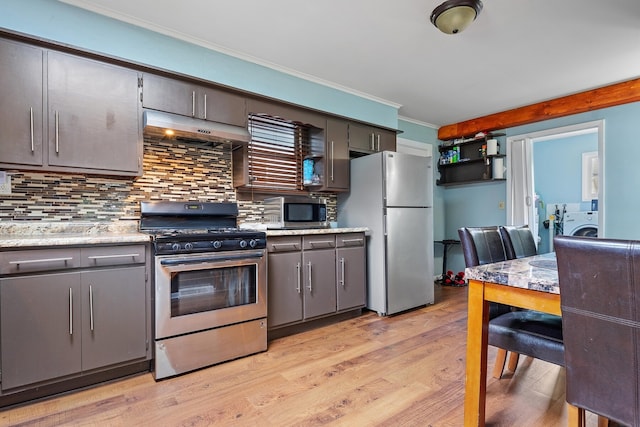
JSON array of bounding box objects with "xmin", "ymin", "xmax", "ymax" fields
[
  {"xmin": 271, "ymin": 243, "xmax": 299, "ymax": 251},
  {"xmin": 341, "ymin": 238, "xmax": 364, "ymax": 246},
  {"xmin": 87, "ymin": 253, "xmax": 140, "ymax": 261},
  {"xmin": 9, "ymin": 257, "xmax": 73, "ymax": 267},
  {"xmin": 309, "ymin": 240, "xmax": 334, "ymax": 248}
]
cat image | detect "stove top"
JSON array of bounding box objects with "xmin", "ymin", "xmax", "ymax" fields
[{"xmin": 139, "ymin": 201, "xmax": 266, "ymax": 255}]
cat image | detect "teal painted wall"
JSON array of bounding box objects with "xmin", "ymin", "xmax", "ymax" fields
[{"xmin": 0, "ymin": 0, "xmax": 398, "ymax": 128}]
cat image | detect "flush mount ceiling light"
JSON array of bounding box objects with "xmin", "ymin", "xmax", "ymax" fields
[{"xmin": 430, "ymin": 0, "xmax": 483, "ymax": 34}]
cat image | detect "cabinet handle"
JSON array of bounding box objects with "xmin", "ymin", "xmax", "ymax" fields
[
  {"xmin": 87, "ymin": 253, "xmax": 140, "ymax": 261},
  {"xmin": 340, "ymin": 257, "xmax": 345, "ymax": 287},
  {"xmin": 89, "ymin": 285, "xmax": 94, "ymax": 331},
  {"xmin": 191, "ymin": 91, "xmax": 196, "ymax": 117},
  {"xmin": 340, "ymin": 238, "xmax": 364, "ymax": 246},
  {"xmin": 296, "ymin": 262, "xmax": 301, "ymax": 294},
  {"xmin": 9, "ymin": 257, "xmax": 73, "ymax": 267},
  {"xmin": 369, "ymin": 133, "xmax": 375, "ymax": 151},
  {"xmin": 330, "ymin": 140, "xmax": 335, "ymax": 182},
  {"xmin": 55, "ymin": 110, "xmax": 59, "ymax": 154},
  {"xmin": 309, "ymin": 240, "xmax": 334, "ymax": 248},
  {"xmin": 29, "ymin": 107, "xmax": 34, "ymax": 152},
  {"xmin": 69, "ymin": 288, "xmax": 73, "ymax": 335},
  {"xmin": 203, "ymin": 93, "xmax": 207, "ymax": 120},
  {"xmin": 307, "ymin": 261, "xmax": 313, "ymax": 292},
  {"xmin": 376, "ymin": 134, "xmax": 381, "ymax": 151},
  {"xmin": 271, "ymin": 243, "xmax": 299, "ymax": 251}
]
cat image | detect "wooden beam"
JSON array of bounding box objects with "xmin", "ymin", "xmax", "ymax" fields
[{"xmin": 437, "ymin": 78, "xmax": 640, "ymax": 141}]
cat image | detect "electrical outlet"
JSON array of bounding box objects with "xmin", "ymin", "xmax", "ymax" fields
[
  {"xmin": 0, "ymin": 176, "xmax": 12, "ymax": 195},
  {"xmin": 498, "ymin": 201, "xmax": 505, "ymax": 209}
]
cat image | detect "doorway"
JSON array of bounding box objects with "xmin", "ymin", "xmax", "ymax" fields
[{"xmin": 506, "ymin": 120, "xmax": 605, "ymax": 253}]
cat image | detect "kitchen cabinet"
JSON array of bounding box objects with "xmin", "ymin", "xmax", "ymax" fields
[
  {"xmin": 336, "ymin": 233, "xmax": 366, "ymax": 311},
  {"xmin": 0, "ymin": 38, "xmax": 44, "ymax": 167},
  {"xmin": 142, "ymin": 73, "xmax": 246, "ymax": 127},
  {"xmin": 0, "ymin": 37, "xmax": 143, "ymax": 176},
  {"xmin": 436, "ymin": 134, "xmax": 505, "ymax": 186},
  {"xmin": 348, "ymin": 123, "xmax": 396, "ymax": 155},
  {"xmin": 0, "ymin": 244, "xmax": 148, "ymax": 393},
  {"xmin": 266, "ymin": 232, "xmax": 365, "ymax": 332},
  {"xmin": 305, "ymin": 118, "xmax": 350, "ymax": 192}
]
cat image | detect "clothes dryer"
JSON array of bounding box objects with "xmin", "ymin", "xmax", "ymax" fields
[{"xmin": 562, "ymin": 211, "xmax": 598, "ymax": 237}]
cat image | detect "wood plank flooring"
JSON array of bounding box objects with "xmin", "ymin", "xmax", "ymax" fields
[{"xmin": 0, "ymin": 284, "xmax": 601, "ymax": 426}]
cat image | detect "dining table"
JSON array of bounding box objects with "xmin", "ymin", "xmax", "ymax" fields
[{"xmin": 462, "ymin": 252, "xmax": 576, "ymax": 426}]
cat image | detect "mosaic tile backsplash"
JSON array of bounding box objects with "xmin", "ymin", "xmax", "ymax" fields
[{"xmin": 0, "ymin": 139, "xmax": 336, "ymax": 224}]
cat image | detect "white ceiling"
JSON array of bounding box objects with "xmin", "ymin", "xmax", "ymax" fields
[{"xmin": 63, "ymin": 0, "xmax": 640, "ymax": 128}]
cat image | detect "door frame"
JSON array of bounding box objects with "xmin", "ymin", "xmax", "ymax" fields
[{"xmin": 506, "ymin": 119, "xmax": 605, "ymax": 240}]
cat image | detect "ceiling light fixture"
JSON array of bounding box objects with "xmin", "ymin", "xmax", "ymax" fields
[{"xmin": 430, "ymin": 0, "xmax": 483, "ymax": 35}]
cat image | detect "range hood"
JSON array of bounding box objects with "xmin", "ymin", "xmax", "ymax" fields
[{"xmin": 143, "ymin": 110, "xmax": 251, "ymax": 146}]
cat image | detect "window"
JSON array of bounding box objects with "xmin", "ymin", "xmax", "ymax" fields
[{"xmin": 234, "ymin": 114, "xmax": 313, "ymax": 192}]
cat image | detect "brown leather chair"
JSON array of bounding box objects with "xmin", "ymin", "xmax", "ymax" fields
[
  {"xmin": 499, "ymin": 225, "xmax": 538, "ymax": 259},
  {"xmin": 459, "ymin": 226, "xmax": 565, "ymax": 379},
  {"xmin": 555, "ymin": 236, "xmax": 640, "ymax": 427}
]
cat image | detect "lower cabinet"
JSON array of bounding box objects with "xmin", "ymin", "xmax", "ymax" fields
[
  {"xmin": 267, "ymin": 232, "xmax": 366, "ymax": 331},
  {"xmin": 0, "ymin": 245, "xmax": 149, "ymax": 394}
]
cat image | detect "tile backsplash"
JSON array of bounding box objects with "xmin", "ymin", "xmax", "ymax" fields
[{"xmin": 0, "ymin": 139, "xmax": 336, "ymax": 223}]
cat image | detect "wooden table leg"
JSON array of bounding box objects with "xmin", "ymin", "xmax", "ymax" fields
[
  {"xmin": 567, "ymin": 403, "xmax": 585, "ymax": 427},
  {"xmin": 464, "ymin": 280, "xmax": 489, "ymax": 426}
]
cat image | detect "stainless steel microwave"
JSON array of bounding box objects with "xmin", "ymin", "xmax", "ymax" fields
[{"xmin": 263, "ymin": 196, "xmax": 328, "ymax": 229}]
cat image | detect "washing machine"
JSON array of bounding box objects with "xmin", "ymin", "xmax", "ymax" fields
[{"xmin": 562, "ymin": 211, "xmax": 598, "ymax": 237}]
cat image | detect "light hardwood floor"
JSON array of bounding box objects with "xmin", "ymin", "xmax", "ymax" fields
[{"xmin": 1, "ymin": 284, "xmax": 599, "ymax": 426}]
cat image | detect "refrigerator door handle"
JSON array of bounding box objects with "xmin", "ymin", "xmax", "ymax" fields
[{"xmin": 383, "ymin": 214, "xmax": 387, "ymax": 236}]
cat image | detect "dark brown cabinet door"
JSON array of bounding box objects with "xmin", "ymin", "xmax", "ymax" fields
[
  {"xmin": 1, "ymin": 272, "xmax": 82, "ymax": 390},
  {"xmin": 302, "ymin": 248, "xmax": 336, "ymax": 319},
  {"xmin": 0, "ymin": 39, "xmax": 44, "ymax": 167},
  {"xmin": 348, "ymin": 123, "xmax": 396, "ymax": 154},
  {"xmin": 336, "ymin": 245, "xmax": 366, "ymax": 311},
  {"xmin": 47, "ymin": 51, "xmax": 141, "ymax": 174},
  {"xmin": 324, "ymin": 118, "xmax": 350, "ymax": 191},
  {"xmin": 81, "ymin": 266, "xmax": 147, "ymax": 371},
  {"xmin": 267, "ymin": 251, "xmax": 303, "ymax": 327},
  {"xmin": 142, "ymin": 73, "xmax": 246, "ymax": 127}
]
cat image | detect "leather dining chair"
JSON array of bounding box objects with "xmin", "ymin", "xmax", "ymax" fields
[
  {"xmin": 459, "ymin": 226, "xmax": 564, "ymax": 379},
  {"xmin": 555, "ymin": 236, "xmax": 640, "ymax": 427},
  {"xmin": 499, "ymin": 225, "xmax": 538, "ymax": 260}
]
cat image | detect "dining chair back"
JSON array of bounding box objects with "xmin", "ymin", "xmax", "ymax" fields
[
  {"xmin": 500, "ymin": 225, "xmax": 537, "ymax": 259},
  {"xmin": 555, "ymin": 235, "xmax": 640, "ymax": 427},
  {"xmin": 459, "ymin": 226, "xmax": 565, "ymax": 379}
]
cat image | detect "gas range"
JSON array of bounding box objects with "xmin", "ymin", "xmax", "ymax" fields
[{"xmin": 139, "ymin": 201, "xmax": 266, "ymax": 255}]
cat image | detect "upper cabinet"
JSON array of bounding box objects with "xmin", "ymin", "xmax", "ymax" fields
[
  {"xmin": 0, "ymin": 38, "xmax": 143, "ymax": 176},
  {"xmin": 348, "ymin": 123, "xmax": 396, "ymax": 156},
  {"xmin": 142, "ymin": 73, "xmax": 246, "ymax": 127},
  {"xmin": 312, "ymin": 118, "xmax": 349, "ymax": 192}
]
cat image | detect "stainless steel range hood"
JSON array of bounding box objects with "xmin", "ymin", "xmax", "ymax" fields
[{"xmin": 143, "ymin": 110, "xmax": 251, "ymax": 146}]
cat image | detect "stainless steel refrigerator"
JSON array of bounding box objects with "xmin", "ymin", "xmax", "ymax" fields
[{"xmin": 337, "ymin": 151, "xmax": 434, "ymax": 315}]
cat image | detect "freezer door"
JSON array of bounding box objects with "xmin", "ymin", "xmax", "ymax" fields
[
  {"xmin": 385, "ymin": 207, "xmax": 434, "ymax": 314},
  {"xmin": 384, "ymin": 151, "xmax": 432, "ymax": 207}
]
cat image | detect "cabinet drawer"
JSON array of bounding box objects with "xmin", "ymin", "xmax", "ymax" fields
[
  {"xmin": 303, "ymin": 235, "xmax": 336, "ymax": 250},
  {"xmin": 0, "ymin": 248, "xmax": 81, "ymax": 275},
  {"xmin": 267, "ymin": 236, "xmax": 302, "ymax": 253},
  {"xmin": 336, "ymin": 233, "xmax": 366, "ymax": 248},
  {"xmin": 81, "ymin": 245, "xmax": 146, "ymax": 267}
]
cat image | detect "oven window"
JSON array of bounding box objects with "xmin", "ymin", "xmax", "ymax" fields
[{"xmin": 170, "ymin": 264, "xmax": 257, "ymax": 317}]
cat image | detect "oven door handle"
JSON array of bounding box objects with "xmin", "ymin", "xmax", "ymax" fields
[{"xmin": 159, "ymin": 252, "xmax": 264, "ymax": 266}]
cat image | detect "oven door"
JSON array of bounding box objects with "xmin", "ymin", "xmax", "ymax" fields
[{"xmin": 154, "ymin": 249, "xmax": 266, "ymax": 339}]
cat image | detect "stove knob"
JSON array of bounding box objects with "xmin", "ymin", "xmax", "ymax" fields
[
  {"xmin": 239, "ymin": 240, "xmax": 248, "ymax": 248},
  {"xmin": 171, "ymin": 243, "xmax": 181, "ymax": 252},
  {"xmin": 184, "ymin": 242, "xmax": 194, "ymax": 251},
  {"xmin": 212, "ymin": 240, "xmax": 222, "ymax": 249},
  {"xmin": 249, "ymin": 239, "xmax": 258, "ymax": 248}
]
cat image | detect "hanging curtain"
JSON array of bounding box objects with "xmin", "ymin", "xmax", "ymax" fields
[{"xmin": 507, "ymin": 138, "xmax": 533, "ymax": 227}]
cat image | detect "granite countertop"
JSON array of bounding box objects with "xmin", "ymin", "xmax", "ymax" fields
[
  {"xmin": 0, "ymin": 221, "xmax": 150, "ymax": 248},
  {"xmin": 264, "ymin": 227, "xmax": 369, "ymax": 237},
  {"xmin": 464, "ymin": 252, "xmax": 559, "ymax": 294}
]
